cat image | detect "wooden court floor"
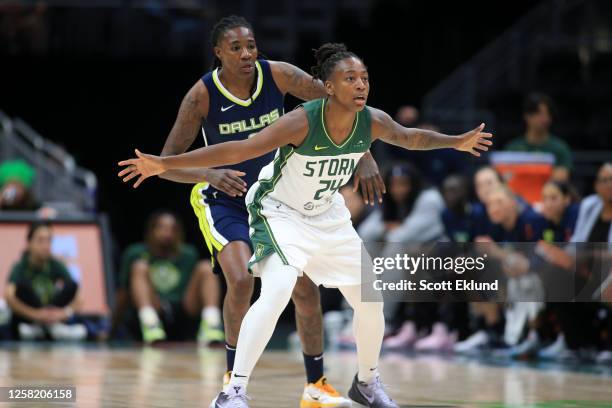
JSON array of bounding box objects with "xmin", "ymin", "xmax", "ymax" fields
[{"xmin": 1, "ymin": 345, "xmax": 611, "ymax": 407}]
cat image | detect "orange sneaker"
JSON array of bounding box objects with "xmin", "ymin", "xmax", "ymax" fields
[{"xmin": 300, "ymin": 377, "xmax": 352, "ymax": 407}]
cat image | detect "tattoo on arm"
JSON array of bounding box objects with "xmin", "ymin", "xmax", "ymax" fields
[
  {"xmin": 380, "ymin": 112, "xmax": 457, "ymax": 150},
  {"xmin": 161, "ymin": 92, "xmax": 202, "ymax": 156},
  {"xmin": 280, "ymin": 63, "xmax": 326, "ymax": 101}
]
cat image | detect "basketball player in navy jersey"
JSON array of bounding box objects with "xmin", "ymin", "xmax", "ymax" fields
[{"xmin": 151, "ymin": 16, "xmax": 384, "ymax": 407}]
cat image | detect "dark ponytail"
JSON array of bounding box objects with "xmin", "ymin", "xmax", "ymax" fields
[{"xmin": 311, "ymin": 43, "xmax": 360, "ymax": 82}]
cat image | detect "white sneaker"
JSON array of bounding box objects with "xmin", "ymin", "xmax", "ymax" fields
[
  {"xmin": 18, "ymin": 322, "xmax": 45, "ymax": 340},
  {"xmin": 596, "ymin": 350, "xmax": 612, "ymax": 364},
  {"xmin": 538, "ymin": 334, "xmax": 567, "ymax": 360},
  {"xmin": 454, "ymin": 330, "xmax": 489, "ymax": 353},
  {"xmin": 300, "ymin": 377, "xmax": 352, "ymax": 407},
  {"xmin": 48, "ymin": 323, "xmax": 87, "ymax": 341}
]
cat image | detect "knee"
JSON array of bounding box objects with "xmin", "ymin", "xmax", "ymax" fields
[{"xmin": 225, "ymin": 270, "xmax": 254, "ymax": 300}]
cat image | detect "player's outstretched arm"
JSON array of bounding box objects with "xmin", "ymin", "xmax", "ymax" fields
[
  {"xmin": 269, "ymin": 61, "xmax": 326, "ymax": 101},
  {"xmin": 370, "ymin": 108, "xmax": 493, "ymax": 156},
  {"xmin": 118, "ymin": 109, "xmax": 309, "ymax": 188}
]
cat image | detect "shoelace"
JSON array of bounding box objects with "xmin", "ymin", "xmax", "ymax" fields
[{"xmin": 368, "ymin": 377, "xmax": 394, "ymax": 404}]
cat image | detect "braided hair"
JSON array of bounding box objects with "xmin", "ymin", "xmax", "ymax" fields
[{"xmin": 311, "ymin": 43, "xmax": 360, "ymax": 82}]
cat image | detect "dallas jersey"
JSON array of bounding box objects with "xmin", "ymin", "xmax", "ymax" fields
[
  {"xmin": 247, "ymin": 98, "xmax": 373, "ymax": 286},
  {"xmin": 190, "ymin": 59, "xmax": 284, "ymax": 270},
  {"xmin": 201, "ymin": 59, "xmax": 284, "ymax": 202}
]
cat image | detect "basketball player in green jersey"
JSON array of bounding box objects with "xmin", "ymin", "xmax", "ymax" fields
[
  {"xmin": 119, "ymin": 43, "xmax": 493, "ymax": 407},
  {"xmin": 157, "ymin": 16, "xmax": 383, "ymax": 407}
]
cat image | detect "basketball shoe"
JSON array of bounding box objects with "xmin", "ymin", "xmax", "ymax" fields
[
  {"xmin": 300, "ymin": 377, "xmax": 352, "ymax": 407},
  {"xmin": 348, "ymin": 373, "xmax": 399, "ymax": 407}
]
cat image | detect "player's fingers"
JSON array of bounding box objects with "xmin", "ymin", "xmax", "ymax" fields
[
  {"xmin": 122, "ymin": 171, "xmax": 139, "ymax": 183},
  {"xmin": 475, "ymin": 144, "xmax": 489, "ymax": 152},
  {"xmin": 377, "ymin": 173, "xmax": 386, "ymax": 194},
  {"xmin": 470, "ymin": 149, "xmax": 481, "ymax": 157},
  {"xmin": 118, "ymin": 166, "xmax": 135, "ymax": 177},
  {"xmin": 228, "ymin": 173, "xmax": 248, "ymax": 189},
  {"xmin": 480, "ymin": 132, "xmax": 493, "ymax": 139},
  {"xmin": 224, "ymin": 180, "xmax": 245, "ymax": 196},
  {"xmin": 373, "ymin": 174, "xmax": 385, "ymax": 203},
  {"xmin": 218, "ymin": 183, "xmax": 237, "ymax": 197},
  {"xmin": 471, "ymin": 123, "xmax": 485, "ymax": 134},
  {"xmin": 479, "ymin": 138, "xmax": 493, "ymax": 145},
  {"xmin": 353, "ymin": 174, "xmax": 361, "ymax": 192},
  {"xmin": 363, "ymin": 178, "xmax": 375, "ymax": 205},
  {"xmin": 133, "ymin": 174, "xmax": 146, "ymax": 188},
  {"xmin": 118, "ymin": 158, "xmax": 138, "ymax": 167}
]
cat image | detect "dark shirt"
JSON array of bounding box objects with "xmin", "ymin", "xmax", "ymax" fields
[{"xmin": 588, "ymin": 217, "xmax": 612, "ymax": 243}]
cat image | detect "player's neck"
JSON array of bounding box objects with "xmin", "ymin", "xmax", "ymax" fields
[
  {"xmin": 324, "ymin": 98, "xmax": 357, "ymax": 143},
  {"xmin": 218, "ymin": 68, "xmax": 255, "ymax": 99}
]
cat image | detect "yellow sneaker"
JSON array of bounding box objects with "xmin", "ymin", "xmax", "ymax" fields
[
  {"xmin": 300, "ymin": 377, "xmax": 352, "ymax": 407},
  {"xmin": 222, "ymin": 371, "xmax": 231, "ymax": 393}
]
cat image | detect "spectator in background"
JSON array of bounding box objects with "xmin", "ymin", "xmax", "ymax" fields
[
  {"xmin": 395, "ymin": 105, "xmax": 419, "ymax": 127},
  {"xmin": 358, "ymin": 163, "xmax": 444, "ymax": 243},
  {"xmin": 119, "ymin": 210, "xmax": 222, "ymax": 344},
  {"xmin": 0, "ymin": 159, "xmax": 37, "ymax": 210},
  {"xmin": 505, "ymin": 93, "xmax": 573, "ymax": 182},
  {"xmin": 483, "ymin": 185, "xmax": 547, "ymax": 243},
  {"xmin": 556, "ymin": 162, "xmax": 612, "ymax": 362},
  {"xmin": 5, "ymin": 221, "xmax": 86, "ymax": 341},
  {"xmin": 441, "ymin": 174, "xmax": 481, "ymax": 242},
  {"xmin": 540, "ymin": 180, "xmax": 579, "ymax": 243}
]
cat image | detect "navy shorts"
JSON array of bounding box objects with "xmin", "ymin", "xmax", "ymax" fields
[{"xmin": 190, "ymin": 183, "xmax": 252, "ymax": 274}]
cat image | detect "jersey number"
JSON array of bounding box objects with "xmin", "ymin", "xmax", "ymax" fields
[{"xmin": 314, "ymin": 178, "xmax": 345, "ymax": 200}]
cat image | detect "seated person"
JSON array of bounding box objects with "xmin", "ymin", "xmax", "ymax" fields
[
  {"xmin": 540, "ymin": 180, "xmax": 578, "ymax": 243},
  {"xmin": 441, "ymin": 174, "xmax": 480, "ymax": 242},
  {"xmin": 358, "ymin": 163, "xmax": 444, "ymax": 243},
  {"xmin": 504, "ymin": 93, "xmax": 572, "ymax": 182},
  {"xmin": 5, "ymin": 221, "xmax": 86, "ymax": 340},
  {"xmin": 119, "ymin": 210, "xmax": 222, "ymax": 344}
]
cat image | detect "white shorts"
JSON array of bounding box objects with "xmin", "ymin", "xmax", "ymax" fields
[{"xmin": 247, "ymin": 192, "xmax": 364, "ymax": 288}]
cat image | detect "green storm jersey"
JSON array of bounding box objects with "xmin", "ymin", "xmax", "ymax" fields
[{"xmin": 253, "ymin": 98, "xmax": 372, "ymax": 216}]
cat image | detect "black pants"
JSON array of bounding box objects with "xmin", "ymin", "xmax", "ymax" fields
[{"xmin": 12, "ymin": 278, "xmax": 77, "ymax": 323}]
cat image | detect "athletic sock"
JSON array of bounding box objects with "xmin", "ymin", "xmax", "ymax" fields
[
  {"xmin": 138, "ymin": 306, "xmax": 159, "ymax": 327},
  {"xmin": 225, "ymin": 342, "xmax": 236, "ymax": 372},
  {"xmin": 303, "ymin": 352, "xmax": 324, "ymax": 384},
  {"xmin": 202, "ymin": 306, "xmax": 221, "ymax": 327}
]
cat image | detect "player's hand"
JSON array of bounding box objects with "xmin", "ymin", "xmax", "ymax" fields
[
  {"xmin": 118, "ymin": 149, "xmax": 167, "ymax": 188},
  {"xmin": 455, "ymin": 123, "xmax": 493, "ymax": 157},
  {"xmin": 353, "ymin": 151, "xmax": 386, "ymax": 205},
  {"xmin": 205, "ymin": 169, "xmax": 247, "ymax": 197}
]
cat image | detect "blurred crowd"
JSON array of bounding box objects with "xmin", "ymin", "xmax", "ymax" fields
[{"xmin": 1, "ymin": 92, "xmax": 611, "ymax": 367}]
